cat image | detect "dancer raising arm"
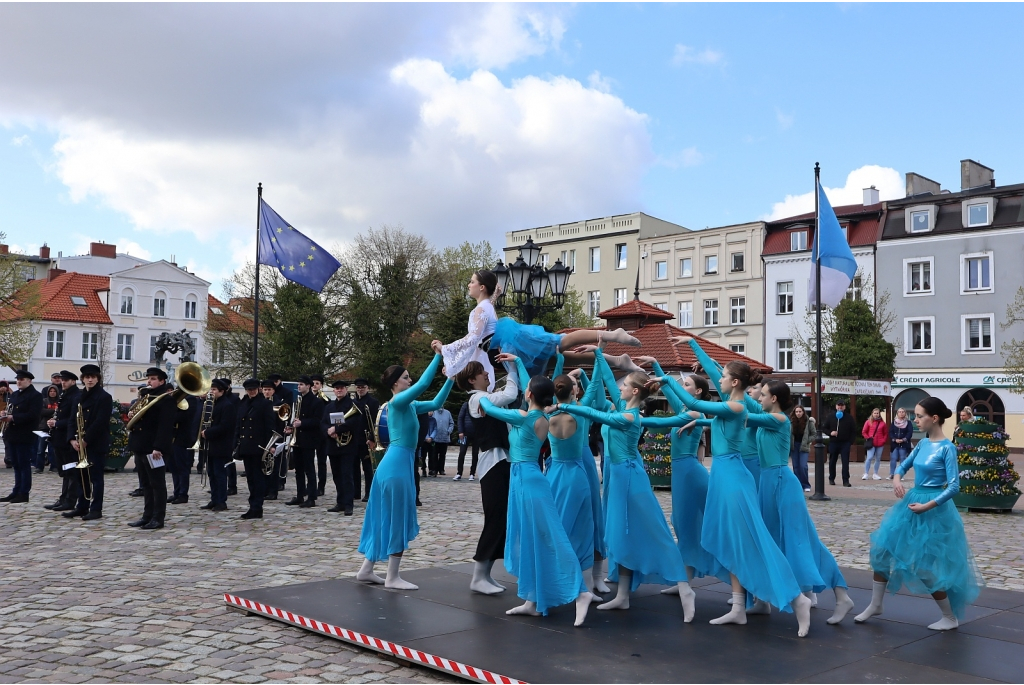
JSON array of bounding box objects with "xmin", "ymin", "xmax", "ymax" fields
[
  {"xmin": 855, "ymin": 397, "xmax": 983, "ymax": 630},
  {"xmin": 356, "ymin": 343, "xmax": 453, "ymax": 590}
]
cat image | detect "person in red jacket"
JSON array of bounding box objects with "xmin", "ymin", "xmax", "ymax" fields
[{"xmin": 861, "ymin": 408, "xmax": 888, "ymax": 481}]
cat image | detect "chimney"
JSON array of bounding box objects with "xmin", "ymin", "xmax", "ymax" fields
[
  {"xmin": 47, "ymin": 268, "xmax": 66, "ymax": 282},
  {"xmin": 89, "ymin": 242, "xmax": 116, "ymax": 259},
  {"xmin": 863, "ymin": 186, "xmax": 880, "ymax": 206},
  {"xmin": 906, "ymin": 172, "xmax": 941, "ymax": 198},
  {"xmin": 0, "ymin": 244, "xmax": 8, "ymax": 255},
  {"xmin": 961, "ymin": 159, "xmax": 994, "ymax": 191},
  {"xmin": 39, "ymin": 244, "xmax": 50, "ymax": 259}
]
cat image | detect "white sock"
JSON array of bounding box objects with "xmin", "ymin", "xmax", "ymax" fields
[
  {"xmin": 854, "ymin": 580, "xmax": 886, "ymax": 623},
  {"xmin": 384, "ymin": 554, "xmax": 418, "ymax": 590},
  {"xmin": 710, "ymin": 592, "xmax": 747, "ymax": 625},
  {"xmin": 747, "ymin": 599, "xmax": 772, "ymax": 615},
  {"xmin": 803, "ymin": 591, "xmax": 818, "ymax": 607},
  {"xmin": 582, "ymin": 567, "xmax": 598, "ymax": 596},
  {"xmin": 470, "ymin": 560, "xmax": 504, "ymax": 595},
  {"xmin": 574, "ymin": 592, "xmax": 595, "ymax": 626},
  {"xmin": 792, "ymin": 594, "xmax": 811, "ymax": 637},
  {"xmin": 506, "ymin": 600, "xmax": 541, "ymax": 616},
  {"xmin": 594, "ymin": 557, "xmax": 611, "ymax": 594},
  {"xmin": 356, "ymin": 558, "xmax": 384, "ymax": 584},
  {"xmin": 828, "ymin": 587, "xmax": 854, "ymax": 625},
  {"xmin": 597, "ymin": 570, "xmax": 631, "ymax": 610},
  {"xmin": 678, "ymin": 581, "xmax": 696, "ymax": 623},
  {"xmin": 928, "ymin": 597, "xmax": 959, "ymax": 631}
]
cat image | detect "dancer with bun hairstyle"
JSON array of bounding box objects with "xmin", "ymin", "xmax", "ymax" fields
[
  {"xmin": 855, "ymin": 397, "xmax": 983, "ymax": 630},
  {"xmin": 357, "ymin": 343, "xmax": 453, "ymax": 590},
  {"xmin": 656, "ymin": 355, "xmax": 812, "ymax": 637}
]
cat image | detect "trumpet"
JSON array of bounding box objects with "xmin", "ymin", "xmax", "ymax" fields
[
  {"xmin": 75, "ymin": 405, "xmax": 94, "ymax": 503},
  {"xmin": 127, "ymin": 362, "xmax": 212, "ymax": 430}
]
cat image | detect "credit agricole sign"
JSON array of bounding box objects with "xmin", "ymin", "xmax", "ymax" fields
[{"xmin": 892, "ymin": 373, "xmax": 1016, "ymax": 388}]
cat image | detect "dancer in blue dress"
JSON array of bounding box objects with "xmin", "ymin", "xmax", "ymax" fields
[
  {"xmin": 357, "ymin": 343, "xmax": 453, "ymax": 589},
  {"xmin": 480, "ymin": 354, "xmax": 595, "ymax": 626},
  {"xmin": 855, "ymin": 397, "xmax": 983, "ymax": 630},
  {"xmin": 555, "ymin": 353, "xmax": 695, "ymax": 621},
  {"xmin": 656, "ymin": 360, "xmax": 812, "ymax": 636},
  {"xmin": 747, "ymin": 379, "xmax": 855, "ymax": 625}
]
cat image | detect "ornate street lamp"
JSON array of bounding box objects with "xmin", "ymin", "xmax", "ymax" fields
[{"xmin": 497, "ymin": 239, "xmax": 573, "ymax": 324}]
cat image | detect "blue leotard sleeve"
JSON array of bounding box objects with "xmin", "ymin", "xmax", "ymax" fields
[
  {"xmin": 688, "ymin": 339, "xmax": 724, "ymax": 396},
  {"xmin": 553, "ymin": 353, "xmax": 564, "ymax": 378},
  {"xmin": 745, "ymin": 412, "xmax": 787, "ymax": 430},
  {"xmin": 412, "ymin": 377, "xmax": 454, "ymax": 414},
  {"xmin": 559, "ymin": 402, "xmax": 636, "ymax": 429},
  {"xmin": 642, "ymin": 415, "xmax": 711, "ymax": 430},
  {"xmin": 595, "ymin": 352, "xmax": 626, "ymax": 411},
  {"xmin": 936, "ymin": 441, "xmax": 960, "ymax": 506},
  {"xmin": 658, "ymin": 377, "xmax": 743, "ymax": 419},
  {"xmin": 580, "ymin": 363, "xmax": 604, "ymax": 409},
  {"xmin": 479, "ymin": 397, "xmax": 526, "ymax": 426},
  {"xmin": 392, "ymin": 353, "xmax": 442, "ymax": 408}
]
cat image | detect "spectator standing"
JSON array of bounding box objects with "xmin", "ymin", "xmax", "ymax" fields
[
  {"xmin": 36, "ymin": 385, "xmax": 60, "ymax": 473},
  {"xmin": 888, "ymin": 407, "xmax": 913, "ymax": 479},
  {"xmin": 429, "ymin": 405, "xmax": 454, "ymax": 476},
  {"xmin": 789, "ymin": 405, "xmax": 815, "ymax": 492},
  {"xmin": 454, "ymin": 401, "xmax": 478, "ymax": 481},
  {"xmin": 821, "ymin": 399, "xmax": 856, "ymax": 487},
  {"xmin": 861, "ymin": 408, "xmax": 888, "ymax": 480}
]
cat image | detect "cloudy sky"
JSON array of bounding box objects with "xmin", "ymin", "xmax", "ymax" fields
[{"xmin": 2, "ymin": 3, "xmax": 1023, "ymax": 292}]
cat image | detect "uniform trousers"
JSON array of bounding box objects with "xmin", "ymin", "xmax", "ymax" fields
[
  {"xmin": 293, "ymin": 447, "xmax": 317, "ymax": 502},
  {"xmin": 241, "ymin": 454, "xmax": 267, "ymax": 513},
  {"xmin": 330, "ymin": 451, "xmax": 355, "ymax": 510},
  {"xmin": 75, "ymin": 453, "xmax": 106, "ymax": 513},
  {"xmin": 354, "ymin": 454, "xmax": 373, "ymax": 499},
  {"xmin": 169, "ymin": 444, "xmax": 192, "ymax": 499},
  {"xmin": 429, "ymin": 442, "xmax": 450, "ymax": 475},
  {"xmin": 316, "ymin": 442, "xmax": 328, "ymax": 492},
  {"xmin": 135, "ymin": 452, "xmax": 167, "ymax": 524},
  {"xmin": 227, "ymin": 461, "xmax": 237, "ymax": 493},
  {"xmin": 208, "ymin": 456, "xmax": 229, "ymax": 506},
  {"xmin": 7, "ymin": 442, "xmax": 34, "ymax": 496}
]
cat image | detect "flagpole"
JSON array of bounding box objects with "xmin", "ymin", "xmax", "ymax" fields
[
  {"xmin": 252, "ymin": 182, "xmax": 262, "ymax": 379},
  {"xmin": 811, "ymin": 163, "xmax": 830, "ymax": 501}
]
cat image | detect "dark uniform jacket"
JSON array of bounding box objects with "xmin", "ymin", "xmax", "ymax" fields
[
  {"xmin": 5, "ymin": 384, "xmax": 42, "ymax": 445},
  {"xmin": 203, "ymin": 393, "xmax": 239, "ymax": 460},
  {"xmin": 292, "ymin": 390, "xmax": 324, "ymax": 450},
  {"xmin": 53, "ymin": 385, "xmax": 81, "ymax": 459},
  {"xmin": 127, "ymin": 384, "xmax": 177, "ymax": 456},
  {"xmin": 273, "ymin": 384, "xmax": 294, "ymax": 407},
  {"xmin": 72, "ymin": 385, "xmax": 114, "ymax": 458},
  {"xmin": 353, "ymin": 393, "xmax": 380, "ymax": 456},
  {"xmin": 235, "ymin": 393, "xmax": 276, "ymax": 458},
  {"xmin": 173, "ymin": 395, "xmax": 199, "ymax": 450},
  {"xmin": 321, "ymin": 395, "xmax": 360, "ymax": 456}
]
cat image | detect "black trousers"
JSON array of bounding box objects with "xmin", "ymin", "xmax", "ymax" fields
[
  {"xmin": 74, "ymin": 453, "xmax": 105, "ymax": 513},
  {"xmin": 429, "ymin": 443, "xmax": 449, "ymax": 474},
  {"xmin": 416, "ymin": 441, "xmax": 430, "ymax": 475},
  {"xmin": 241, "ymin": 454, "xmax": 267, "ymax": 513},
  {"xmin": 474, "ymin": 459, "xmax": 510, "ymax": 562},
  {"xmin": 828, "ymin": 440, "xmax": 852, "ymax": 484},
  {"xmin": 227, "ymin": 461, "xmax": 237, "ymax": 492},
  {"xmin": 316, "ymin": 442, "xmax": 328, "ymax": 491},
  {"xmin": 329, "ymin": 452, "xmax": 355, "ymax": 510},
  {"xmin": 457, "ymin": 440, "xmax": 479, "ymax": 477},
  {"xmin": 294, "ymin": 447, "xmax": 317, "ymax": 501},
  {"xmin": 136, "ymin": 452, "xmax": 167, "ymax": 524}
]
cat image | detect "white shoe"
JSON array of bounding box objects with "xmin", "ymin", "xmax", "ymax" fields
[
  {"xmin": 872, "ymin": 474, "xmax": 881, "ymax": 480},
  {"xmin": 468, "ymin": 475, "xmax": 475, "ymax": 481},
  {"xmin": 452, "ymin": 474, "xmax": 461, "ymax": 481},
  {"xmin": 861, "ymin": 474, "xmax": 868, "ymax": 480},
  {"xmin": 804, "ymin": 487, "xmax": 811, "ymax": 492}
]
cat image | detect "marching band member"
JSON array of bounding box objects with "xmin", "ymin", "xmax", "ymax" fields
[
  {"xmin": 285, "ymin": 375, "xmax": 324, "ymax": 508},
  {"xmin": 67, "ymin": 364, "xmax": 113, "ymax": 521},
  {"xmin": 311, "ymin": 373, "xmax": 329, "ymax": 497},
  {"xmin": 352, "ymin": 378, "xmax": 379, "ymax": 501},
  {"xmin": 169, "ymin": 393, "xmax": 197, "ymax": 505},
  {"xmin": 261, "ymin": 379, "xmax": 287, "ymax": 498},
  {"xmin": 127, "ymin": 368, "xmax": 177, "ymax": 530},
  {"xmin": 218, "ymin": 378, "xmax": 240, "ymax": 496},
  {"xmin": 235, "ymin": 378, "xmax": 277, "ymax": 519},
  {"xmin": 321, "ymin": 379, "xmax": 358, "ymax": 515},
  {"xmin": 0, "ymin": 370, "xmax": 43, "ymax": 504},
  {"xmin": 201, "ymin": 378, "xmax": 237, "ymax": 512},
  {"xmin": 268, "ymin": 373, "xmax": 293, "ymax": 406},
  {"xmin": 45, "ymin": 370, "xmax": 80, "ymax": 512}
]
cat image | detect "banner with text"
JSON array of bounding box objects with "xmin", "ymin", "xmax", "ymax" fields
[{"xmin": 820, "ymin": 377, "xmax": 892, "ymax": 396}]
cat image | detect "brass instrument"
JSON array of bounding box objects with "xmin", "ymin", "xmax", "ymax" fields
[
  {"xmin": 370, "ymin": 402, "xmax": 388, "ymax": 471},
  {"xmin": 350, "ymin": 391, "xmax": 375, "ymax": 449},
  {"xmin": 318, "ymin": 389, "xmax": 331, "ymax": 402},
  {"xmin": 286, "ymin": 393, "xmax": 303, "ymax": 448},
  {"xmin": 260, "ymin": 430, "xmax": 284, "ymax": 476},
  {"xmin": 190, "ymin": 391, "xmax": 215, "ymax": 452},
  {"xmin": 126, "ymin": 362, "xmax": 212, "ymax": 430},
  {"xmin": 275, "ymin": 403, "xmax": 291, "ymax": 422},
  {"xmin": 75, "ymin": 405, "xmax": 94, "ymax": 503},
  {"xmin": 332, "ymin": 405, "xmax": 360, "ymax": 447}
]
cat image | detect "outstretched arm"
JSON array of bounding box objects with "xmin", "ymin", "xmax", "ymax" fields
[
  {"xmin": 654, "ymin": 364, "xmax": 687, "ymax": 415},
  {"xmin": 479, "ymin": 397, "xmax": 526, "ymax": 426},
  {"xmin": 595, "ymin": 350, "xmax": 626, "ymax": 411},
  {"xmin": 414, "ymin": 377, "xmax": 454, "ymax": 414},
  {"xmin": 643, "ymin": 415, "xmax": 712, "ymax": 429},
  {"xmin": 745, "ymin": 412, "xmax": 786, "ymax": 430},
  {"xmin": 553, "ymin": 353, "xmax": 564, "ymax": 378},
  {"xmin": 393, "ymin": 353, "xmax": 443, "ymax": 407},
  {"xmin": 657, "ymin": 377, "xmax": 743, "ymax": 418},
  {"xmin": 558, "ymin": 402, "xmax": 635, "ymax": 429},
  {"xmin": 579, "ymin": 364, "xmax": 604, "ymax": 409},
  {"xmin": 687, "ymin": 339, "xmax": 724, "ymax": 396}
]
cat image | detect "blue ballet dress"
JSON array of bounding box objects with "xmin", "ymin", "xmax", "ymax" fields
[
  {"xmin": 491, "ymin": 318, "xmax": 562, "ymax": 377},
  {"xmin": 481, "ymin": 392, "xmax": 584, "ymax": 615},
  {"xmin": 547, "ymin": 412, "xmax": 596, "ymax": 571},
  {"xmin": 870, "ymin": 438, "xmax": 983, "ymax": 619},
  {"xmin": 747, "ymin": 412, "xmax": 846, "ymax": 594},
  {"xmin": 359, "ymin": 354, "xmax": 453, "ymax": 562}
]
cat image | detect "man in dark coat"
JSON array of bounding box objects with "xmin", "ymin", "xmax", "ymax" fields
[
  {"xmin": 67, "ymin": 364, "xmax": 113, "ymax": 520},
  {"xmin": 201, "ymin": 378, "xmax": 238, "ymax": 512},
  {"xmin": 46, "ymin": 370, "xmax": 81, "ymax": 511},
  {"xmin": 127, "ymin": 368, "xmax": 177, "ymax": 529},
  {"xmin": 822, "ymin": 399, "xmax": 857, "ymax": 487},
  {"xmin": 269, "ymin": 373, "xmax": 293, "ymax": 406},
  {"xmin": 284, "ymin": 375, "xmax": 323, "ymax": 508},
  {"xmin": 0, "ymin": 370, "xmax": 43, "ymax": 503},
  {"xmin": 262, "ymin": 379, "xmax": 287, "ymax": 497},
  {"xmin": 352, "ymin": 378, "xmax": 379, "ymax": 501},
  {"xmin": 235, "ymin": 378, "xmax": 276, "ymax": 519},
  {"xmin": 321, "ymin": 379, "xmax": 358, "ymax": 515},
  {"xmin": 169, "ymin": 394, "xmax": 198, "ymax": 504}
]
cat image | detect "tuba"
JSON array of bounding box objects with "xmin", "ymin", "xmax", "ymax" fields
[
  {"xmin": 127, "ymin": 362, "xmax": 212, "ymax": 430},
  {"xmin": 261, "ymin": 430, "xmax": 284, "ymax": 476}
]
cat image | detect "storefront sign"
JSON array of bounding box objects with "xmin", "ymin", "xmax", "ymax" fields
[
  {"xmin": 892, "ymin": 373, "xmax": 1018, "ymax": 389},
  {"xmin": 820, "ymin": 377, "xmax": 892, "ymax": 396}
]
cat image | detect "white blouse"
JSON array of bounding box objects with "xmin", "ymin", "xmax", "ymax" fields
[{"xmin": 441, "ymin": 299, "xmax": 498, "ymax": 391}]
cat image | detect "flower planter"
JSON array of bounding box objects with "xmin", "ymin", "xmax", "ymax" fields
[
  {"xmin": 952, "ymin": 419, "xmax": 1020, "ymax": 514},
  {"xmin": 953, "ymin": 492, "xmax": 1021, "ymax": 512}
]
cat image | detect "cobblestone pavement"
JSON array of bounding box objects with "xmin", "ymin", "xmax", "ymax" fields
[{"xmin": 0, "ymin": 459, "xmax": 1021, "ymax": 683}]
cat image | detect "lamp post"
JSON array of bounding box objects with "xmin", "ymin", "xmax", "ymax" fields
[{"xmin": 493, "ymin": 238, "xmax": 573, "ymax": 324}]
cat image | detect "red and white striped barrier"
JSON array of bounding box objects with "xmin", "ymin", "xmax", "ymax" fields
[{"xmin": 224, "ymin": 592, "xmax": 527, "ymax": 684}]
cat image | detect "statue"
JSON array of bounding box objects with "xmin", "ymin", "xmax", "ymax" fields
[{"xmin": 154, "ymin": 330, "xmax": 197, "ymax": 364}]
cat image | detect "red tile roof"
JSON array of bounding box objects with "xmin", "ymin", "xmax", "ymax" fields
[
  {"xmin": 597, "ymin": 299, "xmax": 674, "ymax": 322},
  {"xmin": 766, "ymin": 202, "xmax": 882, "ymax": 225},
  {"xmin": 207, "ymin": 294, "xmax": 254, "ymax": 333},
  {"xmin": 1, "ymin": 273, "xmax": 111, "ymax": 324},
  {"xmin": 763, "ymin": 203, "xmax": 884, "ymax": 256}
]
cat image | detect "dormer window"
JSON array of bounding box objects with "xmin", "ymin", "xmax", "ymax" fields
[
  {"xmin": 967, "ymin": 204, "xmax": 988, "ymax": 226},
  {"xmin": 910, "ymin": 210, "xmax": 930, "ymax": 233},
  {"xmin": 963, "ymin": 197, "xmax": 995, "ymax": 228},
  {"xmin": 790, "ymin": 231, "xmax": 807, "ymax": 251},
  {"xmin": 906, "ymin": 204, "xmax": 937, "ymax": 234}
]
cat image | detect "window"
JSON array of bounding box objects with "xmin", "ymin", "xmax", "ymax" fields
[
  {"xmin": 962, "ymin": 253, "xmax": 993, "ymax": 293},
  {"xmin": 967, "ymin": 203, "xmax": 989, "ymax": 227},
  {"xmin": 70, "ymin": 296, "xmax": 87, "ymax": 307},
  {"xmin": 120, "ymin": 292, "xmax": 134, "ymax": 315},
  {"xmin": 777, "ymin": 339, "xmax": 793, "ymax": 371},
  {"xmin": 730, "ymin": 344, "xmax": 746, "ymax": 354},
  {"xmin": 589, "ymin": 247, "xmax": 600, "ymax": 273},
  {"xmin": 678, "ymin": 301, "xmax": 693, "ymax": 327},
  {"xmin": 211, "ymin": 339, "xmax": 226, "ymax": 364},
  {"xmin": 705, "ymin": 255, "xmax": 718, "ymax": 274},
  {"xmin": 116, "ymin": 333, "xmax": 134, "ymax": 361},
  {"xmin": 153, "ymin": 294, "xmax": 166, "ymax": 317},
  {"xmin": 45, "ymin": 330, "xmax": 65, "ymax": 358},
  {"xmin": 615, "ymin": 244, "xmax": 628, "ymax": 270},
  {"xmin": 905, "ymin": 318, "xmax": 934, "ymax": 355},
  {"xmin": 730, "ymin": 297, "xmax": 746, "ymax": 324},
  {"xmin": 588, "ymin": 290, "xmax": 601, "ymax": 318},
  {"xmin": 81, "ymin": 332, "xmax": 98, "ymax": 360},
  {"xmin": 910, "ymin": 210, "xmax": 930, "ymax": 233},
  {"xmin": 905, "ymin": 259, "xmax": 933, "ymax": 295},
  {"xmin": 845, "ymin": 275, "xmax": 863, "ymax": 302},
  {"xmin": 654, "ymin": 261, "xmax": 667, "ymax": 280},
  {"xmin": 149, "ymin": 335, "xmax": 159, "ymax": 363},
  {"xmin": 614, "ymin": 288, "xmax": 627, "ymax": 307},
  {"xmin": 539, "ymin": 253, "xmax": 549, "ymax": 267},
  {"xmin": 963, "ymin": 315, "xmax": 994, "ymax": 352},
  {"xmin": 703, "ymin": 299, "xmax": 719, "ymax": 326},
  {"xmin": 568, "ymin": 249, "xmax": 576, "ymax": 271},
  {"xmin": 184, "ymin": 296, "xmax": 198, "ymax": 320},
  {"xmin": 20, "ymin": 265, "xmax": 34, "ymax": 282},
  {"xmin": 731, "ymin": 252, "xmax": 744, "ymax": 272},
  {"xmin": 679, "ymin": 258, "xmax": 692, "ymax": 278},
  {"xmin": 791, "ymin": 231, "xmax": 807, "ymax": 251},
  {"xmin": 777, "ymin": 281, "xmax": 794, "ymax": 314}
]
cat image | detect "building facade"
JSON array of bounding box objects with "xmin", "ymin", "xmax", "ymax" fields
[
  {"xmin": 638, "ymin": 221, "xmax": 766, "ymax": 362},
  {"xmin": 503, "ymin": 212, "xmax": 689, "ymax": 324},
  {"xmin": 876, "ymin": 160, "xmax": 1024, "ymax": 448}
]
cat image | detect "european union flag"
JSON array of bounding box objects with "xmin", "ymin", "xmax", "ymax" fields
[{"xmin": 257, "ymin": 199, "xmax": 341, "ymax": 292}]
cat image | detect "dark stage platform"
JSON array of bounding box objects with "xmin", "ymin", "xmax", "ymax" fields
[{"xmin": 225, "ymin": 564, "xmax": 1024, "ymax": 683}]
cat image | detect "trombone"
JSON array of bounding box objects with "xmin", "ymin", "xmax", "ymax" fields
[{"xmin": 74, "ymin": 405, "xmax": 94, "ymax": 503}]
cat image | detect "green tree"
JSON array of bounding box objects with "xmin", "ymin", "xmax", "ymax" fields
[
  {"xmin": 0, "ymin": 232, "xmax": 42, "ymax": 370},
  {"xmin": 1001, "ymin": 286, "xmax": 1024, "ymax": 395},
  {"xmin": 527, "ymin": 286, "xmax": 596, "ymax": 332}
]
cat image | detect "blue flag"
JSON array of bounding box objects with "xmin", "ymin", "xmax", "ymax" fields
[
  {"xmin": 809, "ymin": 182, "xmax": 858, "ymax": 308},
  {"xmin": 257, "ymin": 199, "xmax": 341, "ymax": 292}
]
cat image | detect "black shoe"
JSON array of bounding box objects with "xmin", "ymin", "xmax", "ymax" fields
[
  {"xmin": 171, "ymin": 496, "xmax": 188, "ymax": 504},
  {"xmin": 843, "ymin": 482, "xmax": 852, "ymax": 487},
  {"xmin": 361, "ymin": 496, "xmax": 369, "ymax": 502},
  {"xmin": 317, "ymin": 487, "xmax": 325, "ymax": 497},
  {"xmin": 166, "ymin": 496, "xmax": 176, "ymax": 503},
  {"xmin": 327, "ymin": 505, "xmax": 344, "ymax": 513},
  {"xmin": 212, "ymin": 503, "xmax": 227, "ymax": 512},
  {"xmin": 227, "ymin": 488, "xmax": 237, "ymax": 496},
  {"xmin": 129, "ymin": 488, "xmax": 144, "ymax": 497},
  {"xmin": 240, "ymin": 510, "xmax": 263, "ymax": 519},
  {"xmin": 828, "ymin": 480, "xmax": 835, "ymax": 486},
  {"xmin": 299, "ymin": 500, "xmax": 316, "ymax": 508},
  {"xmin": 34, "ymin": 468, "xmax": 45, "ymax": 474},
  {"xmin": 200, "ymin": 502, "xmax": 215, "ymax": 510},
  {"xmin": 44, "ymin": 500, "xmax": 65, "ymax": 510},
  {"xmin": 62, "ymin": 509, "xmax": 88, "ymax": 518},
  {"xmin": 265, "ymin": 494, "xmax": 278, "ymax": 500},
  {"xmin": 344, "ymin": 509, "xmax": 353, "ymax": 516},
  {"xmin": 141, "ymin": 520, "xmax": 164, "ymax": 530},
  {"xmin": 82, "ymin": 511, "xmax": 102, "ymax": 521},
  {"xmin": 53, "ymin": 502, "xmax": 76, "ymax": 511},
  {"xmin": 285, "ymin": 497, "xmax": 303, "ymax": 506},
  {"xmin": 0, "ymin": 494, "xmax": 15, "ymax": 503},
  {"xmin": 128, "ymin": 518, "xmax": 150, "ymax": 527},
  {"xmin": 8, "ymin": 494, "xmax": 28, "ymax": 503},
  {"xmin": 416, "ymin": 499, "xmax": 422, "ymax": 507}
]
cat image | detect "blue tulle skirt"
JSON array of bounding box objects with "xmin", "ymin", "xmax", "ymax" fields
[
  {"xmin": 671, "ymin": 456, "xmax": 728, "ymax": 581},
  {"xmin": 703, "ymin": 453, "xmax": 802, "ymax": 612},
  {"xmin": 547, "ymin": 458, "xmax": 596, "ymax": 570},
  {"xmin": 506, "ymin": 462, "xmax": 585, "ymax": 614},
  {"xmin": 491, "ymin": 318, "xmax": 562, "ymax": 377},
  {"xmin": 358, "ymin": 445, "xmax": 418, "ymax": 562},
  {"xmin": 759, "ymin": 465, "xmax": 846, "ymax": 593},
  {"xmin": 870, "ymin": 486, "xmax": 983, "ymax": 619},
  {"xmin": 580, "ymin": 446, "xmax": 607, "ymax": 558},
  {"xmin": 604, "ymin": 457, "xmax": 687, "ymax": 591},
  {"xmin": 743, "ymin": 454, "xmax": 761, "ymax": 491}
]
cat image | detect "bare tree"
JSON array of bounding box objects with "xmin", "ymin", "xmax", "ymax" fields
[
  {"xmin": 1001, "ymin": 286, "xmax": 1024, "ymax": 395},
  {"xmin": 0, "ymin": 233, "xmax": 42, "ymax": 370},
  {"xmin": 95, "ymin": 326, "xmax": 112, "ymax": 381}
]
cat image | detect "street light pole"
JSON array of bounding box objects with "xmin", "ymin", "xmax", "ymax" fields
[{"xmin": 493, "ymin": 238, "xmax": 572, "ymax": 324}]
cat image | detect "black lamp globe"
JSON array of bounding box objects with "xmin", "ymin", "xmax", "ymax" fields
[
  {"xmin": 519, "ymin": 237, "xmax": 541, "ymax": 268},
  {"xmin": 529, "ymin": 266, "xmax": 549, "ymax": 299},
  {"xmin": 546, "ymin": 259, "xmax": 571, "ymax": 298},
  {"xmin": 492, "ymin": 260, "xmax": 511, "ymax": 300},
  {"xmin": 509, "ymin": 256, "xmax": 532, "ymax": 294}
]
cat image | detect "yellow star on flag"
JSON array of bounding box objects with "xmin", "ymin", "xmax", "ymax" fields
[
  {"xmin": 308, "ymin": 254, "xmax": 313, "ymax": 260},
  {"xmin": 276, "ymin": 227, "xmax": 283, "ymax": 233},
  {"xmin": 299, "ymin": 261, "xmax": 306, "ymax": 268},
  {"xmin": 289, "ymin": 265, "xmax": 295, "ymax": 271}
]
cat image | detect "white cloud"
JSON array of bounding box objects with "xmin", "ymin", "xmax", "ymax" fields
[
  {"xmin": 775, "ymin": 107, "xmax": 794, "ymax": 130},
  {"xmin": 115, "ymin": 238, "xmax": 152, "ymax": 260},
  {"xmin": 587, "ymin": 71, "xmax": 613, "ymax": 94},
  {"xmin": 449, "ymin": 4, "xmax": 566, "ymax": 70},
  {"xmin": 10, "ymin": 134, "xmax": 28, "ymax": 146},
  {"xmin": 659, "ymin": 146, "xmax": 704, "ymax": 169},
  {"xmin": 764, "ymin": 165, "xmax": 904, "ymax": 220},
  {"xmin": 671, "ymin": 44, "xmax": 723, "ymax": 67}
]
